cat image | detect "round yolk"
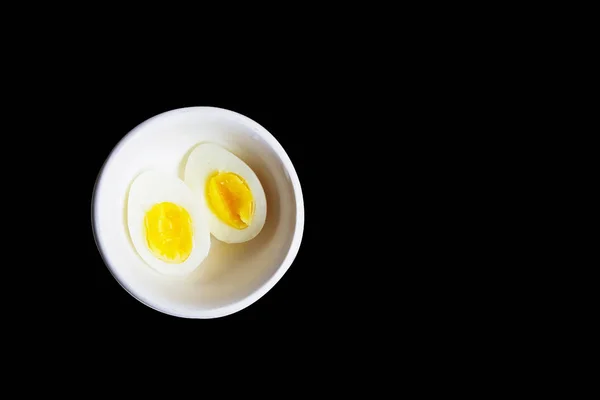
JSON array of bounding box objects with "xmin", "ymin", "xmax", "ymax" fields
[
  {"xmin": 205, "ymin": 171, "xmax": 254, "ymax": 230},
  {"xmin": 144, "ymin": 202, "xmax": 194, "ymax": 263}
]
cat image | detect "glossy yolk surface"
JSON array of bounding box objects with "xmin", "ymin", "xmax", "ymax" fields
[
  {"xmin": 206, "ymin": 171, "xmax": 254, "ymax": 229},
  {"xmin": 144, "ymin": 202, "xmax": 193, "ymax": 263}
]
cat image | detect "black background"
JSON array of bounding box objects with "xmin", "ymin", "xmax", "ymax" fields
[
  {"xmin": 22, "ymin": 38, "xmax": 500, "ymax": 374},
  {"xmin": 71, "ymin": 49, "xmax": 444, "ymax": 344},
  {"xmin": 76, "ymin": 68, "xmax": 446, "ymax": 341},
  {"xmin": 5, "ymin": 8, "xmax": 534, "ymax": 380}
]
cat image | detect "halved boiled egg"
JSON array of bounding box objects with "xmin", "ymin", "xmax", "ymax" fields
[
  {"xmin": 184, "ymin": 143, "xmax": 267, "ymax": 244},
  {"xmin": 127, "ymin": 171, "xmax": 211, "ymax": 277}
]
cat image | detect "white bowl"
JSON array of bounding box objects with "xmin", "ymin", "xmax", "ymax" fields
[{"xmin": 92, "ymin": 106, "xmax": 304, "ymax": 318}]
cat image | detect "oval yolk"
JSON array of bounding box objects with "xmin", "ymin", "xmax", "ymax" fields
[
  {"xmin": 144, "ymin": 202, "xmax": 194, "ymax": 263},
  {"xmin": 206, "ymin": 172, "xmax": 254, "ymax": 230}
]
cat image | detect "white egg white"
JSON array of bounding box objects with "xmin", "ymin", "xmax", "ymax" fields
[
  {"xmin": 127, "ymin": 170, "xmax": 211, "ymax": 277},
  {"xmin": 184, "ymin": 143, "xmax": 267, "ymax": 244}
]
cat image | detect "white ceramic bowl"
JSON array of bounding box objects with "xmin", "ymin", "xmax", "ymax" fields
[{"xmin": 92, "ymin": 106, "xmax": 304, "ymax": 318}]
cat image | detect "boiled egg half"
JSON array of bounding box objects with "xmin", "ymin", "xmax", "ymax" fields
[
  {"xmin": 127, "ymin": 171, "xmax": 211, "ymax": 276},
  {"xmin": 184, "ymin": 143, "xmax": 267, "ymax": 244}
]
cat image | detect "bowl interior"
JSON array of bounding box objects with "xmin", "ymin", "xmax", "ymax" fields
[{"xmin": 93, "ymin": 107, "xmax": 299, "ymax": 317}]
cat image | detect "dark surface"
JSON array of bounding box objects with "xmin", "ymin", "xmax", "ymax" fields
[
  {"xmin": 14, "ymin": 16, "xmax": 514, "ymax": 371},
  {"xmin": 43, "ymin": 54, "xmax": 454, "ymax": 362},
  {"xmin": 80, "ymin": 70, "xmax": 420, "ymax": 342}
]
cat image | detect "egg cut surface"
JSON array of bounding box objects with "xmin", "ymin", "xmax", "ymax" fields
[
  {"xmin": 184, "ymin": 143, "xmax": 267, "ymax": 244},
  {"xmin": 127, "ymin": 170, "xmax": 211, "ymax": 277}
]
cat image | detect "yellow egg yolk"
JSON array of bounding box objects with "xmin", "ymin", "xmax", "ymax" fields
[
  {"xmin": 144, "ymin": 202, "xmax": 193, "ymax": 263},
  {"xmin": 206, "ymin": 171, "xmax": 254, "ymax": 230}
]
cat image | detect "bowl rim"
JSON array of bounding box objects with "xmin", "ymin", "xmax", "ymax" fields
[{"xmin": 91, "ymin": 106, "xmax": 305, "ymax": 318}]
